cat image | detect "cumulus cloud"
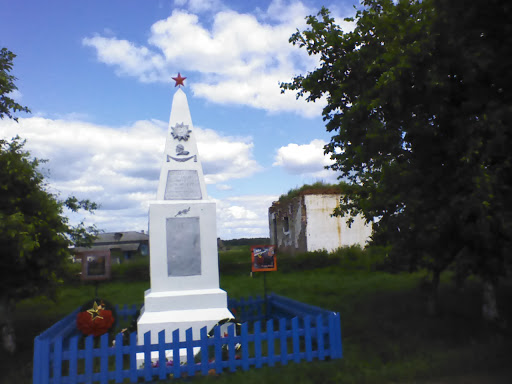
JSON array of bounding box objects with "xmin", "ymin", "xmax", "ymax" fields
[
  {"xmin": 82, "ymin": 36, "xmax": 170, "ymax": 83},
  {"xmin": 273, "ymin": 139, "xmax": 336, "ymax": 178},
  {"xmin": 0, "ymin": 116, "xmax": 262, "ymax": 237},
  {"xmin": 196, "ymin": 128, "xmax": 262, "ymax": 183},
  {"xmin": 215, "ymin": 184, "xmax": 232, "ymax": 191},
  {"xmin": 215, "ymin": 195, "xmax": 278, "ymax": 238},
  {"xmin": 82, "ymin": 0, "xmax": 332, "ymax": 117},
  {"xmin": 173, "ymin": 0, "xmax": 225, "ymax": 13}
]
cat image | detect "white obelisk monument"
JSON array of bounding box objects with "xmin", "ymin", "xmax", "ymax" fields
[{"xmin": 137, "ymin": 74, "xmax": 232, "ymax": 348}]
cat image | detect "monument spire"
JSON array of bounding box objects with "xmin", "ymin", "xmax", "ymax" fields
[{"xmin": 156, "ymin": 84, "xmax": 208, "ymax": 200}]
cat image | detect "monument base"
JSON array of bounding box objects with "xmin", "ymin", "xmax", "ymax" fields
[
  {"xmin": 137, "ymin": 287, "xmax": 233, "ymax": 343},
  {"xmin": 142, "ymin": 288, "xmax": 229, "ymax": 312},
  {"xmin": 136, "ymin": 289, "xmax": 233, "ymax": 366}
]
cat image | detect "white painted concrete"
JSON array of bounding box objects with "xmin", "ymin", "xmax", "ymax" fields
[
  {"xmin": 137, "ymin": 86, "xmax": 232, "ymax": 358},
  {"xmin": 304, "ymin": 194, "xmax": 372, "ymax": 252},
  {"xmin": 156, "ymin": 88, "xmax": 208, "ymax": 201}
]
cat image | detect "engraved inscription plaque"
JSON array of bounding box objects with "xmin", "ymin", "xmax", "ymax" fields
[
  {"xmin": 164, "ymin": 170, "xmax": 202, "ymax": 200},
  {"xmin": 166, "ymin": 217, "xmax": 201, "ymax": 276}
]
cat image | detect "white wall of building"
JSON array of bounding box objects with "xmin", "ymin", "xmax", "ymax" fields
[{"xmin": 304, "ymin": 195, "xmax": 372, "ymax": 252}]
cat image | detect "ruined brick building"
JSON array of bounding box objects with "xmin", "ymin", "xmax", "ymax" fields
[{"xmin": 268, "ymin": 190, "xmax": 372, "ymax": 254}]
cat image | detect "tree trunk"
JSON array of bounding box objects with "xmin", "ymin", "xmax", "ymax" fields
[
  {"xmin": 482, "ymin": 279, "xmax": 499, "ymax": 323},
  {"xmin": 427, "ymin": 269, "xmax": 441, "ymax": 316},
  {"xmin": 0, "ymin": 294, "xmax": 16, "ymax": 354}
]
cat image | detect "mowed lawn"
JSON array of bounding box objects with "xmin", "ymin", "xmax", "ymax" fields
[{"xmin": 3, "ymin": 247, "xmax": 512, "ymax": 384}]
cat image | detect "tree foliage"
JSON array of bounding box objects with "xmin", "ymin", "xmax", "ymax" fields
[
  {"xmin": 0, "ymin": 48, "xmax": 30, "ymax": 121},
  {"xmin": 0, "ymin": 137, "xmax": 98, "ymax": 301},
  {"xmin": 281, "ymin": 0, "xmax": 512, "ymax": 317}
]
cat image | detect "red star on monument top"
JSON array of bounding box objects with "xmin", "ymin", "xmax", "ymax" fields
[{"xmin": 172, "ymin": 73, "xmax": 187, "ymax": 87}]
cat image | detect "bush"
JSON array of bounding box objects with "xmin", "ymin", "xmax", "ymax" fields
[
  {"xmin": 111, "ymin": 257, "xmax": 150, "ymax": 282},
  {"xmin": 276, "ymin": 245, "xmax": 391, "ymax": 273}
]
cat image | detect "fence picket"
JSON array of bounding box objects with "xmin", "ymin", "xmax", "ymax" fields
[
  {"xmin": 158, "ymin": 330, "xmax": 166, "ymax": 381},
  {"xmin": 213, "ymin": 325, "xmax": 223, "ymax": 375},
  {"xmin": 267, "ymin": 319, "xmax": 275, "ymax": 367},
  {"xmin": 100, "ymin": 333, "xmax": 109, "ymax": 384},
  {"xmin": 129, "ymin": 332, "xmax": 137, "ymax": 383},
  {"xmin": 279, "ymin": 317, "xmax": 288, "ymax": 365},
  {"xmin": 240, "ymin": 322, "xmax": 249, "ymax": 371},
  {"xmin": 172, "ymin": 329, "xmax": 181, "ymax": 379},
  {"xmin": 304, "ymin": 316, "xmax": 312, "ymax": 362},
  {"xmin": 186, "ymin": 328, "xmax": 195, "ymax": 377},
  {"xmin": 227, "ymin": 324, "xmax": 236, "ymax": 372},
  {"xmin": 335, "ymin": 313, "xmax": 343, "ymax": 358},
  {"xmin": 328, "ymin": 314, "xmax": 336, "ymax": 359},
  {"xmin": 316, "ymin": 314, "xmax": 325, "ymax": 360},
  {"xmin": 200, "ymin": 326, "xmax": 209, "ymax": 376},
  {"xmin": 69, "ymin": 336, "xmax": 78, "ymax": 383},
  {"xmin": 143, "ymin": 331, "xmax": 152, "ymax": 381},
  {"xmin": 84, "ymin": 336, "xmax": 93, "ymax": 383},
  {"xmin": 53, "ymin": 336, "xmax": 62, "ymax": 384},
  {"xmin": 114, "ymin": 333, "xmax": 123, "ymax": 383},
  {"xmin": 292, "ymin": 317, "xmax": 300, "ymax": 363},
  {"xmin": 254, "ymin": 321, "xmax": 262, "ymax": 368}
]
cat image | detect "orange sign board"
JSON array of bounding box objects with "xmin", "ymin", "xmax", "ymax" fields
[{"xmin": 251, "ymin": 245, "xmax": 277, "ymax": 272}]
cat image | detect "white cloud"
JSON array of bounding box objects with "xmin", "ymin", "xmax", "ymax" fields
[
  {"xmin": 273, "ymin": 139, "xmax": 336, "ymax": 178},
  {"xmin": 0, "ymin": 116, "xmax": 262, "ymax": 237},
  {"xmin": 82, "ymin": 1, "xmax": 333, "ymax": 117},
  {"xmin": 196, "ymin": 127, "xmax": 262, "ymax": 183},
  {"xmin": 174, "ymin": 0, "xmax": 224, "ymax": 13},
  {"xmin": 82, "ymin": 36, "xmax": 170, "ymax": 83},
  {"xmin": 215, "ymin": 184, "xmax": 232, "ymax": 191},
  {"xmin": 215, "ymin": 195, "xmax": 278, "ymax": 238}
]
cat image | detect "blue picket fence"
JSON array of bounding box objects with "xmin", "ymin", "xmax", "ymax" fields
[{"xmin": 33, "ymin": 294, "xmax": 342, "ymax": 383}]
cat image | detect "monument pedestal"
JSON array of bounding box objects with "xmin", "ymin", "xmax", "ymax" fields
[{"xmin": 137, "ymin": 201, "xmax": 232, "ymax": 349}]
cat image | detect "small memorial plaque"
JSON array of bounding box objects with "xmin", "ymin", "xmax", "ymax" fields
[
  {"xmin": 166, "ymin": 217, "xmax": 201, "ymax": 276},
  {"xmin": 164, "ymin": 170, "xmax": 202, "ymax": 200},
  {"xmin": 78, "ymin": 250, "xmax": 111, "ymax": 281}
]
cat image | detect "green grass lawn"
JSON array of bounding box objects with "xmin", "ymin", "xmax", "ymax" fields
[{"xmin": 3, "ymin": 248, "xmax": 512, "ymax": 384}]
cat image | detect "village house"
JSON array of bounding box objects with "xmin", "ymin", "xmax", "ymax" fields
[{"xmin": 73, "ymin": 231, "xmax": 149, "ymax": 262}]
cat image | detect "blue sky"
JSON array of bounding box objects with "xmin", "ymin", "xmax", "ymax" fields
[{"xmin": 1, "ymin": 0, "xmax": 357, "ymax": 239}]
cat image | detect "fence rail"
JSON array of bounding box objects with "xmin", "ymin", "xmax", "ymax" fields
[{"xmin": 33, "ymin": 294, "xmax": 342, "ymax": 383}]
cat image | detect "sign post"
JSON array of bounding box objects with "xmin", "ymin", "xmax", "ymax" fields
[{"xmin": 251, "ymin": 245, "xmax": 277, "ymax": 319}]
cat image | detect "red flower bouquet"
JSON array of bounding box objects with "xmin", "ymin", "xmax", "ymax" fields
[{"xmin": 76, "ymin": 300, "xmax": 115, "ymax": 337}]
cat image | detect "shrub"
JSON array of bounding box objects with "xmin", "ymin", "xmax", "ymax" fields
[{"xmin": 111, "ymin": 257, "xmax": 150, "ymax": 282}]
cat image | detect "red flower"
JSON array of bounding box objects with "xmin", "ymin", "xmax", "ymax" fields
[{"xmin": 76, "ymin": 309, "xmax": 115, "ymax": 337}]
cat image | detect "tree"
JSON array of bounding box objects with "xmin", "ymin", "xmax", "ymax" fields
[
  {"xmin": 281, "ymin": 0, "xmax": 512, "ymax": 320},
  {"xmin": 0, "ymin": 48, "xmax": 30, "ymax": 121},
  {"xmin": 0, "ymin": 48, "xmax": 98, "ymax": 353}
]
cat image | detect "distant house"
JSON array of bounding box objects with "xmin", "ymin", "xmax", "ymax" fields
[
  {"xmin": 268, "ymin": 186, "xmax": 372, "ymax": 254},
  {"xmin": 73, "ymin": 231, "xmax": 149, "ymax": 262}
]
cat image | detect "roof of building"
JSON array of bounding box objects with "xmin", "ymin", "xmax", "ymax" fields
[
  {"xmin": 269, "ymin": 182, "xmax": 347, "ymax": 212},
  {"xmin": 73, "ymin": 231, "xmax": 148, "ymax": 253},
  {"xmin": 94, "ymin": 231, "xmax": 148, "ymax": 244}
]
